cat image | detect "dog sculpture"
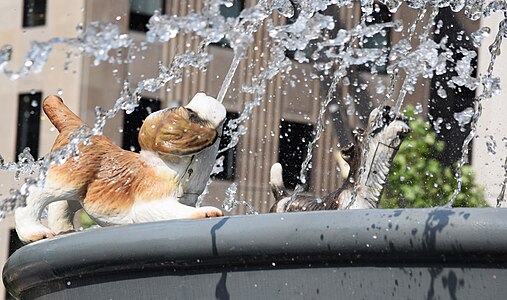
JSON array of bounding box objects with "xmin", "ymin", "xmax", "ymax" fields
[
  {"xmin": 15, "ymin": 92, "xmax": 225, "ymax": 243},
  {"xmin": 270, "ymin": 105, "xmax": 410, "ymax": 212}
]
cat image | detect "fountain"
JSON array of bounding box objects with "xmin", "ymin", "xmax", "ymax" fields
[{"xmin": 2, "ymin": 0, "xmax": 507, "ymax": 298}]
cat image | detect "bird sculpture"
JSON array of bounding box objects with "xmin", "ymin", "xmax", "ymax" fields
[
  {"xmin": 270, "ymin": 105, "xmax": 410, "ymax": 212},
  {"xmin": 15, "ymin": 92, "xmax": 225, "ymax": 243}
]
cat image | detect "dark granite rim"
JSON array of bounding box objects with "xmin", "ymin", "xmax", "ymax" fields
[{"xmin": 3, "ymin": 208, "xmax": 507, "ymax": 298}]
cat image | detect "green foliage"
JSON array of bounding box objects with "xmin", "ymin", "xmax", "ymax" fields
[
  {"xmin": 380, "ymin": 107, "xmax": 488, "ymax": 208},
  {"xmin": 77, "ymin": 210, "xmax": 97, "ymax": 228}
]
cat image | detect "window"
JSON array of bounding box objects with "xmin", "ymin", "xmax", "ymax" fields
[
  {"xmin": 220, "ymin": 0, "xmax": 244, "ymax": 19},
  {"xmin": 429, "ymin": 8, "xmax": 477, "ymax": 165},
  {"xmin": 213, "ymin": 112, "xmax": 239, "ymax": 181},
  {"xmin": 5, "ymin": 229, "xmax": 23, "ymax": 299},
  {"xmin": 278, "ymin": 120, "xmax": 314, "ymax": 190},
  {"xmin": 16, "ymin": 92, "xmax": 42, "ymax": 160},
  {"xmin": 358, "ymin": 2, "xmax": 392, "ymax": 74},
  {"xmin": 22, "ymin": 0, "xmax": 46, "ymax": 28},
  {"xmin": 8, "ymin": 229, "xmax": 23, "ymax": 256},
  {"xmin": 122, "ymin": 98, "xmax": 161, "ymax": 152},
  {"xmin": 213, "ymin": 0, "xmax": 245, "ymax": 47},
  {"xmin": 129, "ymin": 0, "xmax": 165, "ymax": 32}
]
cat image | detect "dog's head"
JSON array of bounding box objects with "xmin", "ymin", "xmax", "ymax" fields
[{"xmin": 138, "ymin": 93, "xmax": 226, "ymax": 156}]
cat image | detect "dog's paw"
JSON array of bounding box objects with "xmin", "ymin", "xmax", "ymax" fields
[
  {"xmin": 194, "ymin": 206, "xmax": 224, "ymax": 219},
  {"xmin": 16, "ymin": 224, "xmax": 55, "ymax": 244}
]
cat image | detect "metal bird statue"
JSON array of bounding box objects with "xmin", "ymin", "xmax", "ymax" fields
[{"xmin": 270, "ymin": 105, "xmax": 410, "ymax": 212}]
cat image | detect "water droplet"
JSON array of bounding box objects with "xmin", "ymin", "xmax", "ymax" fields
[
  {"xmin": 453, "ymin": 107, "xmax": 474, "ymax": 127},
  {"xmin": 437, "ymin": 87, "xmax": 447, "ymax": 99},
  {"xmin": 486, "ymin": 135, "xmax": 497, "ymax": 155},
  {"xmin": 75, "ymin": 23, "xmax": 84, "ymax": 33},
  {"xmin": 414, "ymin": 103, "xmax": 423, "ymax": 114},
  {"xmin": 471, "ymin": 27, "xmax": 491, "ymax": 47}
]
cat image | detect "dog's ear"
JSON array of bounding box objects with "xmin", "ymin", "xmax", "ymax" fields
[{"xmin": 139, "ymin": 107, "xmax": 218, "ymax": 155}]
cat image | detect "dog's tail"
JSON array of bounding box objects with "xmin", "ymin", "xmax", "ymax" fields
[
  {"xmin": 270, "ymin": 163, "xmax": 289, "ymax": 201},
  {"xmin": 43, "ymin": 95, "xmax": 86, "ymax": 132}
]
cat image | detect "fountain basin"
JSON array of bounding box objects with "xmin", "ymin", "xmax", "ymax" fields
[{"xmin": 3, "ymin": 208, "xmax": 507, "ymax": 299}]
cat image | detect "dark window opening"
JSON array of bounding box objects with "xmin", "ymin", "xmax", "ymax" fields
[
  {"xmin": 5, "ymin": 229, "xmax": 23, "ymax": 299},
  {"xmin": 16, "ymin": 92, "xmax": 42, "ymax": 160},
  {"xmin": 212, "ymin": 0, "xmax": 245, "ymax": 48},
  {"xmin": 213, "ymin": 111, "xmax": 239, "ymax": 181},
  {"xmin": 23, "ymin": 0, "xmax": 46, "ymax": 28},
  {"xmin": 278, "ymin": 120, "xmax": 314, "ymax": 190},
  {"xmin": 429, "ymin": 7, "xmax": 477, "ymax": 166},
  {"xmin": 358, "ymin": 2, "xmax": 392, "ymax": 74},
  {"xmin": 8, "ymin": 229, "xmax": 23, "ymax": 257},
  {"xmin": 220, "ymin": 0, "xmax": 243, "ymax": 19},
  {"xmin": 122, "ymin": 98, "xmax": 161, "ymax": 152},
  {"xmin": 129, "ymin": 0, "xmax": 165, "ymax": 32}
]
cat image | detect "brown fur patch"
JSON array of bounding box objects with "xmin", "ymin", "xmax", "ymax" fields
[
  {"xmin": 48, "ymin": 135, "xmax": 178, "ymax": 217},
  {"xmin": 44, "ymin": 96, "xmax": 180, "ymax": 219},
  {"xmin": 139, "ymin": 107, "xmax": 218, "ymax": 156},
  {"xmin": 43, "ymin": 95, "xmax": 85, "ymax": 133}
]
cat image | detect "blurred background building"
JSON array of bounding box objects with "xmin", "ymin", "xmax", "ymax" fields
[{"xmin": 0, "ymin": 1, "xmax": 505, "ymax": 298}]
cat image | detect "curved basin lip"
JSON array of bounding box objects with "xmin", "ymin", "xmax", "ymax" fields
[{"xmin": 3, "ymin": 207, "xmax": 507, "ymax": 297}]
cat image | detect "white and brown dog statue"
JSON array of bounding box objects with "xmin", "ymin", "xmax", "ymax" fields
[{"xmin": 15, "ymin": 92, "xmax": 226, "ymax": 243}]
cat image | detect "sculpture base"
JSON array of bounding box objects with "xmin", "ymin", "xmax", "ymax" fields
[{"xmin": 4, "ymin": 208, "xmax": 507, "ymax": 299}]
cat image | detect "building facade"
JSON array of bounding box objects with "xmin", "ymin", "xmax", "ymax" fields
[{"xmin": 1, "ymin": 1, "xmax": 501, "ymax": 298}]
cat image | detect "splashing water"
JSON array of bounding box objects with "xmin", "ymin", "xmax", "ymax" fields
[
  {"xmin": 497, "ymin": 157, "xmax": 507, "ymax": 207},
  {"xmin": 0, "ymin": 0, "xmax": 506, "ymax": 218},
  {"xmin": 437, "ymin": 86, "xmax": 447, "ymax": 98},
  {"xmin": 446, "ymin": 16, "xmax": 506, "ymax": 207},
  {"xmin": 0, "ymin": 23, "xmax": 132, "ymax": 80},
  {"xmin": 222, "ymin": 183, "xmax": 258, "ymax": 214},
  {"xmin": 453, "ymin": 107, "xmax": 474, "ymax": 127},
  {"xmin": 472, "ymin": 26, "xmax": 491, "ymax": 47},
  {"xmin": 486, "ymin": 135, "xmax": 498, "ymax": 155}
]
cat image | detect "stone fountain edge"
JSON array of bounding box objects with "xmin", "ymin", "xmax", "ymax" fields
[{"xmin": 3, "ymin": 207, "xmax": 507, "ymax": 299}]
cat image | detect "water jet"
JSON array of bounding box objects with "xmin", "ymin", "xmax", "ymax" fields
[{"xmin": 2, "ymin": 0, "xmax": 507, "ymax": 298}]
